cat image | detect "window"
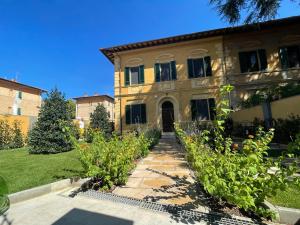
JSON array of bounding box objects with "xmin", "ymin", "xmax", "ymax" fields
[
  {"xmin": 17, "ymin": 108, "xmax": 21, "ymax": 115},
  {"xmin": 17, "ymin": 91, "xmax": 22, "ymax": 99},
  {"xmin": 279, "ymin": 45, "xmax": 300, "ymax": 69},
  {"xmin": 155, "ymin": 61, "xmax": 177, "ymax": 82},
  {"xmin": 239, "ymin": 49, "xmax": 267, "ymax": 73},
  {"xmin": 187, "ymin": 56, "xmax": 212, "ymax": 78},
  {"xmin": 191, "ymin": 98, "xmax": 215, "ymax": 121},
  {"xmin": 124, "ymin": 65, "xmax": 144, "ymax": 86},
  {"xmin": 125, "ymin": 104, "xmax": 146, "ymax": 124}
]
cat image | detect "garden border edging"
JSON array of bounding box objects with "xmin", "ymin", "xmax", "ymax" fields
[
  {"xmin": 8, "ymin": 177, "xmax": 90, "ymax": 204},
  {"xmin": 264, "ymin": 200, "xmax": 300, "ymax": 225}
]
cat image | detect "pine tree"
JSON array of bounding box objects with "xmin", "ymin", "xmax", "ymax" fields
[
  {"xmin": 90, "ymin": 104, "xmax": 112, "ymax": 137},
  {"xmin": 28, "ymin": 88, "xmax": 74, "ymax": 154}
]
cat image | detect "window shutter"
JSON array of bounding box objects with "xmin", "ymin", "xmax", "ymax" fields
[
  {"xmin": 140, "ymin": 104, "xmax": 146, "ymax": 123},
  {"xmin": 239, "ymin": 52, "xmax": 248, "ymax": 73},
  {"xmin": 139, "ymin": 65, "xmax": 144, "ymax": 84},
  {"xmin": 17, "ymin": 108, "xmax": 21, "ymax": 116},
  {"xmin": 190, "ymin": 100, "xmax": 197, "ymax": 121},
  {"xmin": 125, "ymin": 105, "xmax": 131, "ymax": 124},
  {"xmin": 171, "ymin": 61, "xmax": 177, "ymax": 80},
  {"xmin": 204, "ymin": 56, "xmax": 212, "ymax": 76},
  {"xmin": 187, "ymin": 59, "xmax": 194, "ymax": 78},
  {"xmin": 125, "ymin": 67, "xmax": 130, "ymax": 86},
  {"xmin": 18, "ymin": 91, "xmax": 22, "ymax": 99},
  {"xmin": 208, "ymin": 98, "xmax": 216, "ymax": 120},
  {"xmin": 279, "ymin": 47, "xmax": 289, "ymax": 69},
  {"xmin": 154, "ymin": 63, "xmax": 160, "ymax": 82},
  {"xmin": 258, "ymin": 49, "xmax": 267, "ymax": 71}
]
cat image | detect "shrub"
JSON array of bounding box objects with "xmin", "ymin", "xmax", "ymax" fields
[
  {"xmin": 90, "ymin": 104, "xmax": 112, "ymax": 138},
  {"xmin": 10, "ymin": 121, "xmax": 24, "ymax": 149},
  {"xmin": 288, "ymin": 133, "xmax": 300, "ymax": 156},
  {"xmin": 143, "ymin": 128, "xmax": 161, "ymax": 149},
  {"xmin": 175, "ymin": 84, "xmax": 299, "ymax": 218},
  {"xmin": 84, "ymin": 126, "xmax": 95, "ymax": 143},
  {"xmin": 78, "ymin": 131, "xmax": 152, "ymax": 190},
  {"xmin": 0, "ymin": 119, "xmax": 12, "ymax": 150},
  {"xmin": 28, "ymin": 88, "xmax": 74, "ymax": 154}
]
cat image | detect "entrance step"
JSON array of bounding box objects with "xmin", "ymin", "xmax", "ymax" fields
[{"xmin": 161, "ymin": 132, "xmax": 176, "ymax": 139}]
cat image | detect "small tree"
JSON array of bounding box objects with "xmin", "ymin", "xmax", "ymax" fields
[
  {"xmin": 66, "ymin": 99, "xmax": 76, "ymax": 119},
  {"xmin": 28, "ymin": 88, "xmax": 74, "ymax": 154},
  {"xmin": 0, "ymin": 119, "xmax": 12, "ymax": 150},
  {"xmin": 90, "ymin": 104, "xmax": 112, "ymax": 137},
  {"xmin": 10, "ymin": 121, "xmax": 24, "ymax": 149}
]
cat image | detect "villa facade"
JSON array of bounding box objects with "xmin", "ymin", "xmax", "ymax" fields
[{"xmin": 101, "ymin": 16, "xmax": 300, "ymax": 133}]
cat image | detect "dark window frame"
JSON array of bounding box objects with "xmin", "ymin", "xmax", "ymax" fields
[
  {"xmin": 188, "ymin": 56, "xmax": 212, "ymax": 78},
  {"xmin": 125, "ymin": 104, "xmax": 147, "ymax": 125},
  {"xmin": 279, "ymin": 45, "xmax": 300, "ymax": 69},
  {"xmin": 238, "ymin": 49, "xmax": 268, "ymax": 73},
  {"xmin": 191, "ymin": 98, "xmax": 215, "ymax": 121},
  {"xmin": 124, "ymin": 65, "xmax": 145, "ymax": 86},
  {"xmin": 155, "ymin": 61, "xmax": 177, "ymax": 82}
]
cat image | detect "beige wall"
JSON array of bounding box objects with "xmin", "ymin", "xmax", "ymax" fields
[
  {"xmin": 76, "ymin": 97, "xmax": 114, "ymax": 123},
  {"xmin": 0, "ymin": 81, "xmax": 42, "ymax": 117},
  {"xmin": 231, "ymin": 95, "xmax": 300, "ymax": 123},
  {"xmin": 271, "ymin": 95, "xmax": 300, "ymax": 119},
  {"xmin": 0, "ymin": 115, "xmax": 35, "ymax": 135},
  {"xmin": 112, "ymin": 23, "xmax": 300, "ymax": 132}
]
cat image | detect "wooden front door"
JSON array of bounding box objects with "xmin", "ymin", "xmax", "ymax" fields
[{"xmin": 162, "ymin": 101, "xmax": 174, "ymax": 132}]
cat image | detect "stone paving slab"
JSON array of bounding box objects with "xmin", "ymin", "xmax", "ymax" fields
[
  {"xmin": 2, "ymin": 189, "xmax": 202, "ymax": 225},
  {"xmin": 113, "ymin": 137, "xmax": 207, "ymax": 211}
]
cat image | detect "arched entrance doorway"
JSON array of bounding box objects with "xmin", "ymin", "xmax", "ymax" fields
[{"xmin": 162, "ymin": 101, "xmax": 174, "ymax": 132}]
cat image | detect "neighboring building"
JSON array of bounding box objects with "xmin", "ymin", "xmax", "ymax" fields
[
  {"xmin": 101, "ymin": 16, "xmax": 300, "ymax": 133},
  {"xmin": 0, "ymin": 77, "xmax": 45, "ymax": 117},
  {"xmin": 73, "ymin": 95, "xmax": 114, "ymax": 123}
]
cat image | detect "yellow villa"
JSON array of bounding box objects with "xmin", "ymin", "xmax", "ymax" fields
[{"xmin": 101, "ymin": 16, "xmax": 300, "ymax": 133}]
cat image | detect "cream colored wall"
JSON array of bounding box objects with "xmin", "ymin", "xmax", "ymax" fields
[
  {"xmin": 0, "ymin": 86, "xmax": 42, "ymax": 117},
  {"xmin": 224, "ymin": 23, "xmax": 300, "ymax": 106},
  {"xmin": 0, "ymin": 115, "xmax": 32, "ymax": 135},
  {"xmin": 230, "ymin": 106, "xmax": 264, "ymax": 123},
  {"xmin": 271, "ymin": 95, "xmax": 300, "ymax": 119},
  {"xmin": 76, "ymin": 99, "xmax": 114, "ymax": 123},
  {"xmin": 114, "ymin": 37, "xmax": 225, "ymax": 131}
]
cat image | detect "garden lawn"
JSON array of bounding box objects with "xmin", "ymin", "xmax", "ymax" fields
[
  {"xmin": 268, "ymin": 185, "xmax": 300, "ymax": 209},
  {"xmin": 0, "ymin": 148, "xmax": 84, "ymax": 194}
]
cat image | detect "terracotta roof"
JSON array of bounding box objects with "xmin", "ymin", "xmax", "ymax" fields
[
  {"xmin": 0, "ymin": 77, "xmax": 46, "ymax": 93},
  {"xmin": 100, "ymin": 16, "xmax": 300, "ymax": 63},
  {"xmin": 73, "ymin": 94, "xmax": 114, "ymax": 102}
]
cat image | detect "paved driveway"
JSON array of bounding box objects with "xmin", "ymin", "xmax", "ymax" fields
[{"xmin": 1, "ymin": 189, "xmax": 206, "ymax": 225}]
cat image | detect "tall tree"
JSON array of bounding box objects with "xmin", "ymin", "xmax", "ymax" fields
[
  {"xmin": 66, "ymin": 99, "xmax": 76, "ymax": 119},
  {"xmin": 90, "ymin": 104, "xmax": 112, "ymax": 137},
  {"xmin": 210, "ymin": 0, "xmax": 299, "ymax": 24},
  {"xmin": 29, "ymin": 88, "xmax": 74, "ymax": 154}
]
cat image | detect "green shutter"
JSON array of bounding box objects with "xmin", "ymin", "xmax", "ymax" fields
[
  {"xmin": 154, "ymin": 63, "xmax": 160, "ymax": 82},
  {"xmin": 139, "ymin": 65, "xmax": 144, "ymax": 84},
  {"xmin": 140, "ymin": 104, "xmax": 146, "ymax": 123},
  {"xmin": 204, "ymin": 56, "xmax": 212, "ymax": 76},
  {"xmin": 208, "ymin": 98, "xmax": 216, "ymax": 120},
  {"xmin": 239, "ymin": 52, "xmax": 248, "ymax": 73},
  {"xmin": 171, "ymin": 61, "xmax": 177, "ymax": 80},
  {"xmin": 125, "ymin": 105, "xmax": 131, "ymax": 124},
  {"xmin": 187, "ymin": 59, "xmax": 194, "ymax": 78},
  {"xmin": 258, "ymin": 49, "xmax": 267, "ymax": 71},
  {"xmin": 18, "ymin": 91, "xmax": 22, "ymax": 99},
  {"xmin": 191, "ymin": 100, "xmax": 196, "ymax": 121},
  {"xmin": 279, "ymin": 47, "xmax": 289, "ymax": 69},
  {"xmin": 125, "ymin": 67, "xmax": 130, "ymax": 86},
  {"xmin": 17, "ymin": 108, "xmax": 21, "ymax": 116}
]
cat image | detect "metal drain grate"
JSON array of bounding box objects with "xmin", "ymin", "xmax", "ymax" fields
[{"xmin": 79, "ymin": 190, "xmax": 260, "ymax": 225}]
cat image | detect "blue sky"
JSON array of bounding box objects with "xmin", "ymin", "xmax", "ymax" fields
[{"xmin": 0, "ymin": 0, "xmax": 299, "ymax": 99}]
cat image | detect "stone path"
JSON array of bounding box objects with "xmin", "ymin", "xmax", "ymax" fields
[{"xmin": 113, "ymin": 136, "xmax": 207, "ymax": 212}]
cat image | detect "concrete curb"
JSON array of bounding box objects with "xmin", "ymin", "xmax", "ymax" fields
[
  {"xmin": 8, "ymin": 178, "xmax": 90, "ymax": 204},
  {"xmin": 264, "ymin": 200, "xmax": 300, "ymax": 225}
]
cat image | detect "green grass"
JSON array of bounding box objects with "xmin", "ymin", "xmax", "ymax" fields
[
  {"xmin": 0, "ymin": 147, "xmax": 84, "ymax": 194},
  {"xmin": 268, "ymin": 185, "xmax": 300, "ymax": 209}
]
